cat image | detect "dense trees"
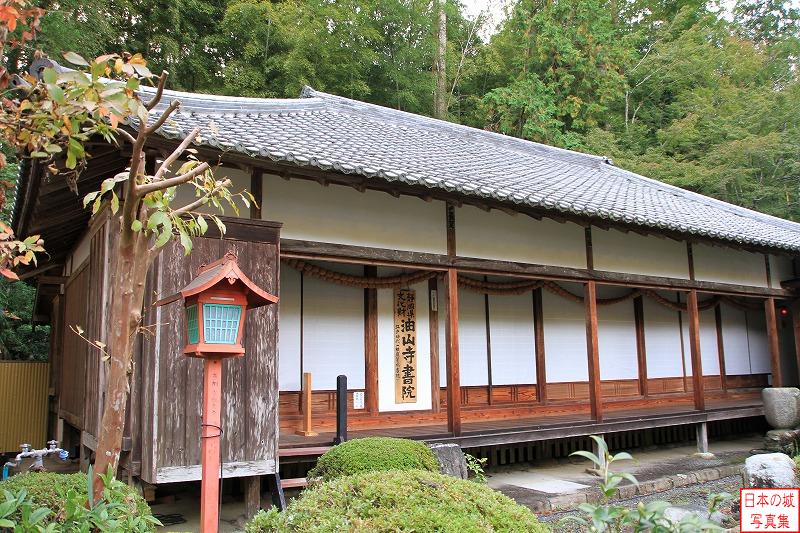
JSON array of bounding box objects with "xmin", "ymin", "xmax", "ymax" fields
[{"xmin": 21, "ymin": 0, "xmax": 800, "ymax": 221}]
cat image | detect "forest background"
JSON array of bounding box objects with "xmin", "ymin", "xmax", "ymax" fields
[{"xmin": 2, "ymin": 0, "xmax": 798, "ymax": 359}]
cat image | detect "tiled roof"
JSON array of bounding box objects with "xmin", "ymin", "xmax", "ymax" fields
[{"xmin": 141, "ymin": 85, "xmax": 800, "ymax": 253}]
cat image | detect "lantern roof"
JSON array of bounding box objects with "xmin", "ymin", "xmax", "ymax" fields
[{"xmin": 155, "ymin": 251, "xmax": 278, "ymax": 309}]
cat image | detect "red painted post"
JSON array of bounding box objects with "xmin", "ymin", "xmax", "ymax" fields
[{"xmin": 200, "ymin": 356, "xmax": 224, "ymax": 533}]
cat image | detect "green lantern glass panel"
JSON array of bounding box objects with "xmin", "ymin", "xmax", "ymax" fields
[
  {"xmin": 186, "ymin": 304, "xmax": 199, "ymax": 344},
  {"xmin": 203, "ymin": 303, "xmax": 243, "ymax": 344}
]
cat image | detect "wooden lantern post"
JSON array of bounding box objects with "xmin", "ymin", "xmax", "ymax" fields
[{"xmin": 156, "ymin": 252, "xmax": 278, "ymax": 533}]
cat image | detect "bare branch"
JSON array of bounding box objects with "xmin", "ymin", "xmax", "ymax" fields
[
  {"xmin": 116, "ymin": 129, "xmax": 136, "ymax": 145},
  {"xmin": 145, "ymin": 71, "xmax": 169, "ymax": 111},
  {"xmin": 154, "ymin": 126, "xmax": 202, "ymax": 181},
  {"xmin": 137, "ymin": 161, "xmax": 210, "ymax": 195},
  {"xmin": 171, "ymin": 178, "xmax": 232, "ymax": 217},
  {"xmin": 145, "ymin": 99, "xmax": 180, "ymax": 135}
]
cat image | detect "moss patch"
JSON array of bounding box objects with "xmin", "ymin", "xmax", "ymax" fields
[
  {"xmin": 0, "ymin": 471, "xmax": 152, "ymax": 525},
  {"xmin": 246, "ymin": 469, "xmax": 549, "ymax": 533},
  {"xmin": 307, "ymin": 437, "xmax": 439, "ymax": 482}
]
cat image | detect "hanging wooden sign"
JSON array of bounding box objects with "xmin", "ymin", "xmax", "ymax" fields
[{"xmin": 394, "ymin": 288, "xmax": 417, "ymax": 403}]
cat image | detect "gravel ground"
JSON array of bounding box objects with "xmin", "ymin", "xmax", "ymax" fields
[{"xmin": 538, "ymin": 475, "xmax": 743, "ymax": 532}]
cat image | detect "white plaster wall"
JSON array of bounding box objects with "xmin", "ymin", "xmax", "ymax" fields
[
  {"xmin": 278, "ymin": 266, "xmax": 302, "ymax": 391},
  {"xmin": 642, "ymin": 295, "xmax": 685, "ymax": 378},
  {"xmin": 693, "ymin": 244, "xmax": 768, "ymax": 287},
  {"xmin": 596, "ymin": 288, "xmax": 638, "ymax": 380},
  {"xmin": 746, "ymin": 309, "xmax": 771, "ymax": 375},
  {"xmin": 457, "ymin": 290, "xmax": 489, "ymax": 386},
  {"xmin": 260, "ymin": 175, "xmax": 447, "ymax": 254},
  {"xmin": 543, "ymin": 285, "xmax": 588, "ymax": 382},
  {"xmin": 170, "ymin": 165, "xmax": 251, "ymax": 217},
  {"xmin": 302, "ymin": 266, "xmax": 365, "ymax": 390},
  {"xmin": 720, "ymin": 304, "xmax": 751, "ymax": 375},
  {"xmin": 699, "ymin": 308, "xmax": 720, "ymax": 375},
  {"xmin": 488, "ymin": 293, "xmax": 536, "ymax": 385},
  {"xmin": 455, "ymin": 205, "xmax": 586, "ymax": 268},
  {"xmin": 377, "ymin": 281, "xmax": 432, "ymax": 412},
  {"xmin": 769, "ymin": 255, "xmax": 794, "ymax": 286},
  {"xmin": 679, "ymin": 307, "xmax": 720, "ymax": 376},
  {"xmin": 592, "ymin": 229, "xmax": 689, "ymax": 279}
]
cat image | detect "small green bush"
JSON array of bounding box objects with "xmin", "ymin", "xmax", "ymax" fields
[
  {"xmin": 0, "ymin": 471, "xmax": 154, "ymax": 528},
  {"xmin": 307, "ymin": 437, "xmax": 439, "ymax": 482},
  {"xmin": 246, "ymin": 469, "xmax": 549, "ymax": 532}
]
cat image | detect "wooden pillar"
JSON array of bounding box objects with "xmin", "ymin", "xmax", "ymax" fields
[
  {"xmin": 429, "ymin": 277, "xmax": 441, "ymax": 413},
  {"xmin": 443, "ymin": 268, "xmax": 462, "ymax": 436},
  {"xmin": 483, "ymin": 277, "xmax": 493, "ymax": 405},
  {"xmin": 633, "ymin": 296, "xmax": 648, "ymax": 397},
  {"xmin": 765, "ymin": 297, "xmax": 783, "ymax": 387},
  {"xmin": 792, "ymin": 300, "xmax": 800, "ymax": 385},
  {"xmin": 687, "ymin": 290, "xmax": 705, "ymax": 410},
  {"xmin": 244, "ymin": 477, "xmax": 261, "ymax": 520},
  {"xmin": 364, "ymin": 266, "xmax": 379, "ymax": 413},
  {"xmin": 714, "ymin": 304, "xmax": 727, "ymax": 391},
  {"xmin": 696, "ymin": 422, "xmax": 709, "ymax": 454},
  {"xmin": 249, "ymin": 168, "xmax": 263, "ymax": 220},
  {"xmin": 200, "ymin": 357, "xmax": 224, "ymax": 533},
  {"xmin": 585, "ymin": 281, "xmax": 602, "ymax": 422},
  {"xmin": 533, "ymin": 288, "xmax": 547, "ymax": 403},
  {"xmin": 297, "ymin": 372, "xmax": 318, "ymax": 436}
]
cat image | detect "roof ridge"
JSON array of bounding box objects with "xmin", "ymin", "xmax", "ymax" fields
[{"xmin": 299, "ymin": 86, "xmax": 613, "ymax": 170}]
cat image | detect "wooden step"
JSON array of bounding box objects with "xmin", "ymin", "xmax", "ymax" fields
[
  {"xmin": 278, "ymin": 446, "xmax": 331, "ymax": 458},
  {"xmin": 280, "ymin": 477, "xmax": 308, "ymax": 489}
]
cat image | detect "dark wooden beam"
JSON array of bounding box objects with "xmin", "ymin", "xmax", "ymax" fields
[
  {"xmin": 533, "ymin": 287, "xmax": 547, "ymax": 403},
  {"xmin": 585, "ymin": 226, "xmax": 594, "ymax": 271},
  {"xmin": 765, "ymin": 297, "xmax": 783, "ymax": 387},
  {"xmin": 633, "ymin": 296, "xmax": 648, "ymax": 397},
  {"xmin": 429, "ymin": 277, "xmax": 441, "ymax": 413},
  {"xmin": 443, "ymin": 268, "xmax": 462, "ymax": 436},
  {"xmin": 250, "ymin": 168, "xmax": 263, "ymax": 220},
  {"xmin": 279, "ymin": 239, "xmax": 792, "ymax": 298},
  {"xmin": 792, "ymin": 300, "xmax": 800, "ymax": 385},
  {"xmin": 585, "ymin": 281, "xmax": 602, "ymax": 422},
  {"xmin": 687, "ymin": 242, "xmax": 696, "ymax": 281},
  {"xmin": 687, "ymin": 289, "xmax": 705, "ymax": 410},
  {"xmin": 483, "ymin": 278, "xmax": 493, "ymax": 405},
  {"xmin": 364, "ymin": 266, "xmax": 379, "ymax": 413},
  {"xmin": 446, "ymin": 203, "xmax": 456, "ymax": 256},
  {"xmin": 714, "ymin": 304, "xmax": 727, "ymax": 391}
]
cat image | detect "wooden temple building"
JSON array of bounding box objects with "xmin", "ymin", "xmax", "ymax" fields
[{"xmin": 12, "ymin": 85, "xmax": 800, "ymax": 493}]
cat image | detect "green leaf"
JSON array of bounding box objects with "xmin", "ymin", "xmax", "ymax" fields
[
  {"xmin": 179, "ymin": 232, "xmax": 193, "ymax": 255},
  {"xmin": 155, "ymin": 228, "xmax": 171, "ymax": 248},
  {"xmin": 63, "ymin": 51, "xmax": 89, "ymax": 66},
  {"xmin": 110, "ymin": 192, "xmax": 119, "ymax": 214},
  {"xmin": 0, "ymin": 518, "xmax": 13, "ymax": 527},
  {"xmin": 131, "ymin": 220, "xmax": 143, "ymax": 232},
  {"xmin": 146, "ymin": 211, "xmax": 168, "ymax": 231},
  {"xmin": 83, "ymin": 191, "xmax": 100, "ymax": 208},
  {"xmin": 48, "ymin": 85, "xmax": 65, "ymax": 105},
  {"xmin": 570, "ymin": 450, "xmax": 601, "ymax": 466},
  {"xmin": 42, "ymin": 68, "xmax": 57, "ymax": 84},
  {"xmin": 197, "ymin": 215, "xmax": 208, "ymax": 234}
]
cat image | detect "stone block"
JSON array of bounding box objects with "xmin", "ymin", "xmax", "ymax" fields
[
  {"xmin": 743, "ymin": 453, "xmax": 798, "ymax": 488},
  {"xmin": 428, "ymin": 443, "xmax": 468, "ymax": 480},
  {"xmin": 763, "ymin": 388, "xmax": 800, "ymax": 429}
]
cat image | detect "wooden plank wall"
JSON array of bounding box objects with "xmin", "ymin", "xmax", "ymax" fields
[
  {"xmin": 58, "ymin": 262, "xmax": 89, "ymax": 428},
  {"xmin": 138, "ymin": 221, "xmax": 280, "ymax": 483},
  {"xmin": 83, "ymin": 219, "xmax": 110, "ymax": 438}
]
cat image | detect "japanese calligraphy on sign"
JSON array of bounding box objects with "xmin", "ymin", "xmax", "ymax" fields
[
  {"xmin": 394, "ymin": 288, "xmax": 417, "ymax": 403},
  {"xmin": 741, "ymin": 488, "xmax": 800, "ymax": 532}
]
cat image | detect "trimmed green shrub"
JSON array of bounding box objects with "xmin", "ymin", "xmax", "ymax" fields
[
  {"xmin": 0, "ymin": 471, "xmax": 154, "ymax": 528},
  {"xmin": 246, "ymin": 469, "xmax": 549, "ymax": 533},
  {"xmin": 307, "ymin": 437, "xmax": 439, "ymax": 482}
]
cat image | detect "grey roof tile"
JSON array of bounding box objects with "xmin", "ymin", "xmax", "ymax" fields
[{"xmin": 138, "ymin": 85, "xmax": 800, "ymax": 253}]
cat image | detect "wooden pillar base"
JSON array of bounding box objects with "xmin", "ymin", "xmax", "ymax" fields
[
  {"xmin": 695, "ymin": 422, "xmax": 710, "ymax": 455},
  {"xmin": 244, "ymin": 476, "xmax": 261, "ymax": 520}
]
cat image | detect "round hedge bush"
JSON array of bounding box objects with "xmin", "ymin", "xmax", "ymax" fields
[
  {"xmin": 307, "ymin": 437, "xmax": 439, "ymax": 482},
  {"xmin": 246, "ymin": 469, "xmax": 549, "ymax": 532},
  {"xmin": 0, "ymin": 471, "xmax": 153, "ymax": 526}
]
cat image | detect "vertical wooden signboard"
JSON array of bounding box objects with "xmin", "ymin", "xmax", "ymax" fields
[{"xmin": 394, "ymin": 288, "xmax": 417, "ymax": 403}]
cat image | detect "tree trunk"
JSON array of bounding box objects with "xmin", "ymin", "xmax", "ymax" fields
[
  {"xmin": 434, "ymin": 1, "xmax": 447, "ymax": 120},
  {"xmin": 92, "ymin": 231, "xmax": 150, "ymax": 502}
]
